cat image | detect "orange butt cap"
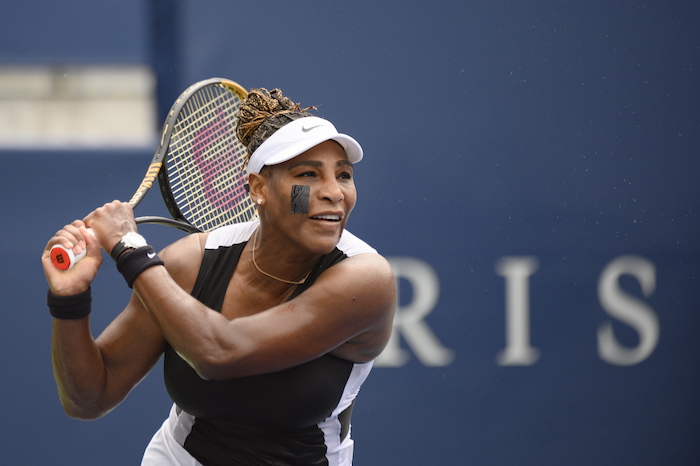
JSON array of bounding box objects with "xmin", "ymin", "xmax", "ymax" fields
[{"xmin": 50, "ymin": 247, "xmax": 71, "ymax": 271}]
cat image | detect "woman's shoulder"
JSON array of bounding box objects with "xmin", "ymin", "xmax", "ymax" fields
[
  {"xmin": 332, "ymin": 231, "xmax": 393, "ymax": 288},
  {"xmin": 337, "ymin": 229, "xmax": 378, "ymax": 257},
  {"xmin": 205, "ymin": 220, "xmax": 259, "ymax": 249}
]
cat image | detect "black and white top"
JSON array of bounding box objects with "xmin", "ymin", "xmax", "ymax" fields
[{"xmin": 163, "ymin": 220, "xmax": 377, "ymax": 465}]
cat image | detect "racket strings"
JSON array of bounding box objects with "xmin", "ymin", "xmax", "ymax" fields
[{"xmin": 166, "ymin": 84, "xmax": 256, "ymax": 232}]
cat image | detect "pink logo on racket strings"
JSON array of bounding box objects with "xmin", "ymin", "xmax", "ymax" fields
[{"xmin": 191, "ymin": 109, "xmax": 247, "ymax": 212}]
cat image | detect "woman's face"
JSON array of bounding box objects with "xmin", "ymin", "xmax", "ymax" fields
[{"xmin": 258, "ymin": 140, "xmax": 357, "ymax": 253}]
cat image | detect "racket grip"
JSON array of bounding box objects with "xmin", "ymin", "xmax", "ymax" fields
[{"xmin": 50, "ymin": 228, "xmax": 95, "ymax": 271}]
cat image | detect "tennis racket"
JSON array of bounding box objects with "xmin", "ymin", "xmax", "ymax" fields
[{"xmin": 50, "ymin": 77, "xmax": 257, "ymax": 270}]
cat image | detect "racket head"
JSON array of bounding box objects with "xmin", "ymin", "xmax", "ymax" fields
[{"xmin": 153, "ymin": 78, "xmax": 257, "ymax": 232}]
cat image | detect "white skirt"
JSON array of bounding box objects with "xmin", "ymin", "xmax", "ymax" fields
[{"xmin": 141, "ymin": 404, "xmax": 202, "ymax": 466}]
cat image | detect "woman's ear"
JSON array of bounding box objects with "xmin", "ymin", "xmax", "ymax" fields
[{"xmin": 247, "ymin": 172, "xmax": 266, "ymax": 205}]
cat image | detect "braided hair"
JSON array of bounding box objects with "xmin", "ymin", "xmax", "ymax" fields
[{"xmin": 236, "ymin": 88, "xmax": 315, "ymax": 162}]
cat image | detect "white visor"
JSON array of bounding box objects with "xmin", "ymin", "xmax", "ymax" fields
[{"xmin": 246, "ymin": 116, "xmax": 363, "ymax": 175}]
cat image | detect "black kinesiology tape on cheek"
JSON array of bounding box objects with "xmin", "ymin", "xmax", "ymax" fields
[{"xmin": 291, "ymin": 185, "xmax": 310, "ymax": 214}]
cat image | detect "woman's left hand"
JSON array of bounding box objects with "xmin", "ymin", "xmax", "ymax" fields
[{"xmin": 84, "ymin": 200, "xmax": 139, "ymax": 257}]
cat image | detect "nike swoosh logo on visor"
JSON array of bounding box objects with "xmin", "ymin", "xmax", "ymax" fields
[{"xmin": 301, "ymin": 124, "xmax": 324, "ymax": 132}]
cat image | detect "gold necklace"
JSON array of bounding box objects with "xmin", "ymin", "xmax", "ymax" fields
[{"xmin": 251, "ymin": 229, "xmax": 311, "ymax": 285}]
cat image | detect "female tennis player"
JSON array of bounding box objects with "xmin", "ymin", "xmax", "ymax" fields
[{"xmin": 42, "ymin": 88, "xmax": 396, "ymax": 466}]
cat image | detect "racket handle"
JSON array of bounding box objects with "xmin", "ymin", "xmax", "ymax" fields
[{"xmin": 50, "ymin": 228, "xmax": 95, "ymax": 271}]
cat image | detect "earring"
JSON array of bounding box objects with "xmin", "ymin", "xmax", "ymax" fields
[{"xmin": 257, "ymin": 199, "xmax": 264, "ymax": 205}]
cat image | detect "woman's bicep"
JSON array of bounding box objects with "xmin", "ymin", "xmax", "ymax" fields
[
  {"xmin": 216, "ymin": 253, "xmax": 396, "ymax": 377},
  {"xmin": 158, "ymin": 232, "xmax": 207, "ymax": 293}
]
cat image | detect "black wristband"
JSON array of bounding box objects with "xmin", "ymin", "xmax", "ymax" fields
[
  {"xmin": 47, "ymin": 287, "xmax": 92, "ymax": 320},
  {"xmin": 116, "ymin": 245, "xmax": 164, "ymax": 288}
]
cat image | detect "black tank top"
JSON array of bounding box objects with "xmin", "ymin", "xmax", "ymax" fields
[{"xmin": 163, "ymin": 236, "xmax": 360, "ymax": 465}]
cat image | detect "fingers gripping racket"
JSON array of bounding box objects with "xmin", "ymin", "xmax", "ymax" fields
[{"xmin": 50, "ymin": 77, "xmax": 257, "ymax": 270}]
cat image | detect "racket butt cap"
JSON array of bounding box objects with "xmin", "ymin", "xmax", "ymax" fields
[{"xmin": 50, "ymin": 245, "xmax": 87, "ymax": 271}]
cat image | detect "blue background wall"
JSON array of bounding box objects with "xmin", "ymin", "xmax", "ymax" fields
[{"xmin": 1, "ymin": 1, "xmax": 698, "ymax": 464}]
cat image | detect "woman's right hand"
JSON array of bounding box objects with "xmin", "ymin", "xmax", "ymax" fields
[{"xmin": 42, "ymin": 220, "xmax": 103, "ymax": 296}]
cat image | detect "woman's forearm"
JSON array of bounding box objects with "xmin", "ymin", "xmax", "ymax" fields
[{"xmin": 51, "ymin": 318, "xmax": 110, "ymax": 420}]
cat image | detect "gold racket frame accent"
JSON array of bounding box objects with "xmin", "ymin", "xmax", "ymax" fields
[{"xmin": 129, "ymin": 162, "xmax": 163, "ymax": 206}]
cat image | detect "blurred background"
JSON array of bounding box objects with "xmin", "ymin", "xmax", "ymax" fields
[{"xmin": 1, "ymin": 1, "xmax": 698, "ymax": 464}]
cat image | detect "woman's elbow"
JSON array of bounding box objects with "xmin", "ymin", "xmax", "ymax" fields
[{"xmin": 60, "ymin": 397, "xmax": 109, "ymax": 421}]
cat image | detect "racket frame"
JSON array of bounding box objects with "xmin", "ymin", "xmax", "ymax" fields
[{"xmin": 132, "ymin": 77, "xmax": 254, "ymax": 233}]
